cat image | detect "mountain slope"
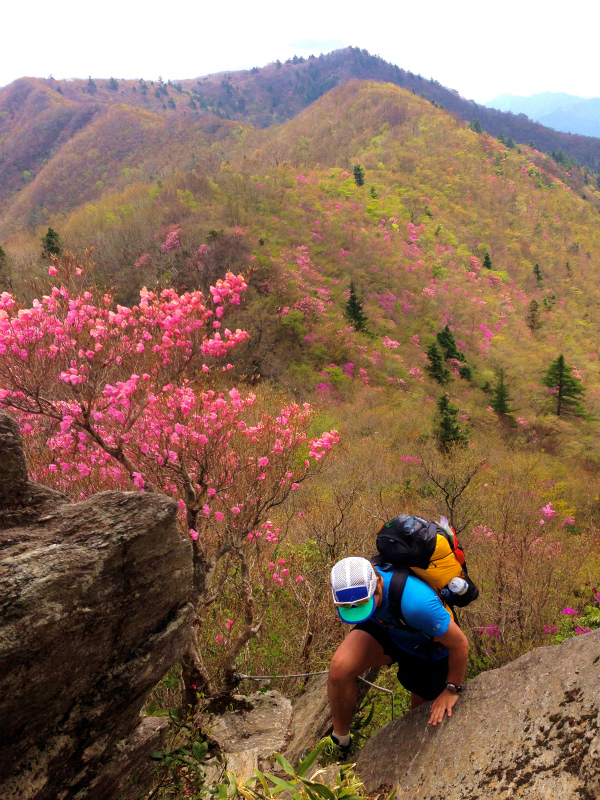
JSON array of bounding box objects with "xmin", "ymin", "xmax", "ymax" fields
[
  {"xmin": 3, "ymin": 48, "xmax": 600, "ymax": 235},
  {"xmin": 0, "ymin": 79, "xmax": 103, "ymax": 205},
  {"xmin": 179, "ymin": 48, "xmax": 600, "ymax": 169},
  {"xmin": 9, "ymin": 81, "xmax": 600, "ymax": 425}
]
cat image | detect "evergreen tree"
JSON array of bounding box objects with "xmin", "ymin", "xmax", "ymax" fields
[
  {"xmin": 469, "ymin": 118, "xmax": 483, "ymax": 133},
  {"xmin": 426, "ymin": 343, "xmax": 452, "ymax": 385},
  {"xmin": 434, "ymin": 392, "xmax": 469, "ymax": 452},
  {"xmin": 107, "ymin": 77, "xmax": 119, "ymax": 91},
  {"xmin": 345, "ymin": 281, "xmax": 369, "ymax": 332},
  {"xmin": 526, "ymin": 299, "xmax": 541, "ymax": 332},
  {"xmin": 483, "ymin": 253, "xmax": 493, "ymax": 270},
  {"xmin": 0, "ymin": 244, "xmax": 11, "ymax": 290},
  {"xmin": 533, "ymin": 263, "xmax": 543, "ymax": 283},
  {"xmin": 353, "ymin": 164, "xmax": 365, "ymax": 187},
  {"xmin": 542, "ymin": 355, "xmax": 586, "ymax": 417},
  {"xmin": 86, "ymin": 76, "xmax": 97, "ymax": 94},
  {"xmin": 490, "ymin": 368, "xmax": 515, "ymax": 416},
  {"xmin": 436, "ymin": 325, "xmax": 465, "ymax": 361},
  {"xmin": 41, "ymin": 228, "xmax": 62, "ymax": 259},
  {"xmin": 458, "ymin": 364, "xmax": 472, "ymax": 381}
]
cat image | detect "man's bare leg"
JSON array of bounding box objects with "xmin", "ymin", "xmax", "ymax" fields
[{"xmin": 328, "ymin": 629, "xmax": 393, "ymax": 737}]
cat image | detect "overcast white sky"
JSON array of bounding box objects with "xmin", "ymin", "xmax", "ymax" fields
[{"xmin": 3, "ymin": 0, "xmax": 600, "ymax": 103}]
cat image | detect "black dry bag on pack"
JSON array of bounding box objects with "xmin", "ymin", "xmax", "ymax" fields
[{"xmin": 375, "ymin": 514, "xmax": 479, "ymax": 608}]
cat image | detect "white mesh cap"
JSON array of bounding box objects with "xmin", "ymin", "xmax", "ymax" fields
[{"xmin": 331, "ymin": 557, "xmax": 377, "ymax": 606}]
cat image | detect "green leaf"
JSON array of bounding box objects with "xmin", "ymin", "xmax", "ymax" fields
[
  {"xmin": 360, "ymin": 701, "xmax": 375, "ymax": 728},
  {"xmin": 296, "ymin": 739, "xmax": 328, "ymax": 778},
  {"xmin": 217, "ymin": 782, "xmax": 229, "ymax": 800},
  {"xmin": 264, "ymin": 773, "xmax": 298, "ymax": 793},
  {"xmin": 144, "ymin": 700, "xmax": 160, "ymax": 715},
  {"xmin": 251, "ymin": 769, "xmax": 271, "ymax": 796},
  {"xmin": 298, "ymin": 779, "xmax": 335, "ymax": 800},
  {"xmin": 149, "ymin": 751, "xmax": 165, "ymax": 761},
  {"xmin": 192, "ymin": 741, "xmax": 209, "ymax": 762},
  {"xmin": 273, "ymin": 752, "xmax": 296, "ymax": 776}
]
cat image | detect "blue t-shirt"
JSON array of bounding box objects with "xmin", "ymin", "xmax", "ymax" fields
[{"xmin": 370, "ymin": 566, "xmax": 451, "ymax": 661}]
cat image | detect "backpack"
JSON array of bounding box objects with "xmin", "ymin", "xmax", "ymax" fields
[{"xmin": 374, "ymin": 514, "xmax": 479, "ymax": 609}]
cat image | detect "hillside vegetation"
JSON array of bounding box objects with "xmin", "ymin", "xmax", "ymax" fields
[
  {"xmin": 2, "ymin": 79, "xmax": 600, "ymax": 740},
  {"xmin": 3, "ymin": 47, "xmax": 600, "ymax": 238}
]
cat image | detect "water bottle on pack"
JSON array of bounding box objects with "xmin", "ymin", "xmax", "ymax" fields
[{"xmin": 441, "ymin": 576, "xmax": 469, "ymax": 602}]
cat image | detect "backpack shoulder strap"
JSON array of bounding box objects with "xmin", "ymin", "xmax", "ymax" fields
[
  {"xmin": 388, "ymin": 567, "xmax": 419, "ymax": 631},
  {"xmin": 369, "ymin": 558, "xmax": 419, "ymax": 632}
]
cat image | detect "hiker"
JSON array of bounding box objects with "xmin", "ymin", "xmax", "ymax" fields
[{"xmin": 327, "ymin": 554, "xmax": 469, "ymax": 750}]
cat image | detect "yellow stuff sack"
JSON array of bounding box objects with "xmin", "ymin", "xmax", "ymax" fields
[{"xmin": 410, "ymin": 533, "xmax": 465, "ymax": 592}]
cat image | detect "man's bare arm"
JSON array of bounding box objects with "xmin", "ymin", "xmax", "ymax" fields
[{"xmin": 428, "ymin": 618, "xmax": 469, "ymax": 725}]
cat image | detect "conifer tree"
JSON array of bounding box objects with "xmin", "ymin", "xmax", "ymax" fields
[
  {"xmin": 426, "ymin": 343, "xmax": 452, "ymax": 385},
  {"xmin": 542, "ymin": 355, "xmax": 586, "ymax": 417},
  {"xmin": 526, "ymin": 299, "xmax": 541, "ymax": 332},
  {"xmin": 469, "ymin": 118, "xmax": 483, "ymax": 133},
  {"xmin": 0, "ymin": 245, "xmax": 11, "ymax": 290},
  {"xmin": 86, "ymin": 76, "xmax": 97, "ymax": 94},
  {"xmin": 345, "ymin": 281, "xmax": 369, "ymax": 332},
  {"xmin": 41, "ymin": 228, "xmax": 62, "ymax": 259},
  {"xmin": 436, "ymin": 325, "xmax": 465, "ymax": 362},
  {"xmin": 434, "ymin": 392, "xmax": 468, "ymax": 452},
  {"xmin": 353, "ymin": 164, "xmax": 365, "ymax": 187},
  {"xmin": 483, "ymin": 253, "xmax": 493, "ymax": 270},
  {"xmin": 490, "ymin": 368, "xmax": 515, "ymax": 417},
  {"xmin": 533, "ymin": 263, "xmax": 543, "ymax": 283}
]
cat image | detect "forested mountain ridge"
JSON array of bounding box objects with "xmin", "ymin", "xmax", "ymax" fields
[
  {"xmin": 3, "ymin": 47, "xmax": 600, "ymax": 236},
  {"xmin": 5, "ymin": 78, "xmax": 600, "ymax": 444}
]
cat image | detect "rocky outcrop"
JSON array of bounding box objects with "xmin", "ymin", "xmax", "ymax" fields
[
  {"xmin": 209, "ymin": 691, "xmax": 293, "ymax": 780},
  {"xmin": 0, "ymin": 411, "xmax": 194, "ymax": 800},
  {"xmin": 355, "ymin": 629, "xmax": 600, "ymax": 800}
]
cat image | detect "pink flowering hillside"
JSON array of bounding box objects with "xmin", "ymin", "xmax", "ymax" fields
[{"xmin": 1, "ymin": 78, "xmax": 600, "ymax": 701}]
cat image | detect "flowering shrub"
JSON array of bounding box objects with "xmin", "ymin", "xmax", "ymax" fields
[
  {"xmin": 543, "ymin": 592, "xmax": 600, "ymax": 643},
  {"xmin": 462, "ymin": 465, "xmax": 591, "ymax": 666},
  {"xmin": 0, "ymin": 253, "xmax": 339, "ymax": 697}
]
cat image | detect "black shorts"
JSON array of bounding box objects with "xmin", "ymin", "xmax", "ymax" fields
[{"xmin": 354, "ymin": 620, "xmax": 448, "ymax": 701}]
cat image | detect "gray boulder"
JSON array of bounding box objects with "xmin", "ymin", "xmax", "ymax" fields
[
  {"xmin": 355, "ymin": 628, "xmax": 600, "ymax": 799},
  {"xmin": 209, "ymin": 691, "xmax": 293, "ymax": 778},
  {"xmin": 0, "ymin": 411, "xmax": 194, "ymax": 799}
]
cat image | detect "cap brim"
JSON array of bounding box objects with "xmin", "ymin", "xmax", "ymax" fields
[{"xmin": 336, "ymin": 596, "xmax": 376, "ymax": 624}]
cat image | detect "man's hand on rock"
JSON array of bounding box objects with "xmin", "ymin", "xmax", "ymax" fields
[{"xmin": 428, "ymin": 689, "xmax": 459, "ymax": 726}]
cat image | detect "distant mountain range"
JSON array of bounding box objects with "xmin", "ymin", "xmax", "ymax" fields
[
  {"xmin": 3, "ymin": 47, "xmax": 600, "ymax": 198},
  {"xmin": 485, "ymin": 92, "xmax": 600, "ymax": 139}
]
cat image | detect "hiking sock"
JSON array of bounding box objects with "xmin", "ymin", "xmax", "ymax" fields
[{"xmin": 331, "ymin": 732, "xmax": 351, "ymax": 748}]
